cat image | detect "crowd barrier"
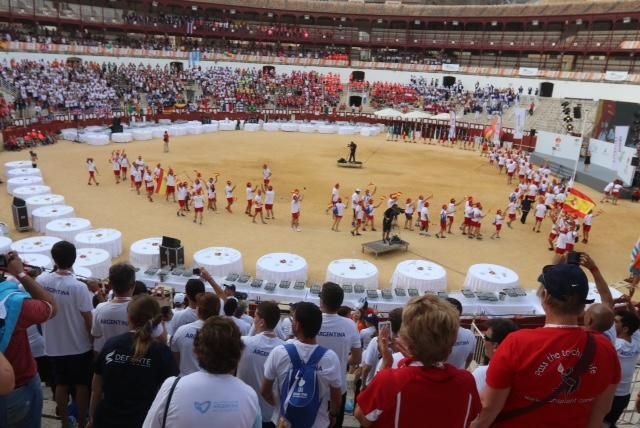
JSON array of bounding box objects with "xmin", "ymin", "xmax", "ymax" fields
[{"xmin": 2, "ymin": 109, "xmax": 537, "ymax": 150}]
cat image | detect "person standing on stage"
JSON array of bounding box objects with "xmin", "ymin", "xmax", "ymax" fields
[
  {"xmin": 348, "ymin": 141, "xmax": 357, "ymax": 163},
  {"xmin": 382, "ymin": 203, "xmax": 402, "ymax": 243},
  {"xmin": 163, "ymin": 131, "xmax": 169, "ymax": 153}
]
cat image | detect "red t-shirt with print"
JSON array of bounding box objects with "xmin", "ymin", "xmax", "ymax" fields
[
  {"xmin": 6, "ymin": 300, "xmax": 52, "ymax": 387},
  {"xmin": 357, "ymin": 361, "xmax": 481, "ymax": 427},
  {"xmin": 487, "ymin": 327, "xmax": 620, "ymax": 428}
]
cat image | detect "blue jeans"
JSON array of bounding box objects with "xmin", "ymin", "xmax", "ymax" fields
[{"xmin": 0, "ymin": 374, "xmax": 42, "ymax": 428}]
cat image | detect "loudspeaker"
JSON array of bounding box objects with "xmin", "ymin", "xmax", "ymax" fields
[
  {"xmin": 443, "ymin": 76, "xmax": 456, "ymax": 87},
  {"xmin": 351, "ymin": 71, "xmax": 365, "ymax": 82},
  {"xmin": 162, "ymin": 236, "xmax": 181, "ymax": 248},
  {"xmin": 573, "ymin": 106, "xmax": 582, "ymax": 119},
  {"xmin": 632, "ymin": 157, "xmax": 639, "ymax": 167},
  {"xmin": 539, "ymin": 82, "xmax": 554, "ymax": 98},
  {"xmin": 11, "ymin": 198, "xmax": 29, "ymax": 231},
  {"xmin": 160, "ymin": 245, "xmax": 185, "ymax": 268},
  {"xmin": 349, "ymin": 96, "xmax": 362, "ymax": 107}
]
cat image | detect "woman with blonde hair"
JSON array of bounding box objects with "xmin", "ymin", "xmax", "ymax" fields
[{"xmin": 88, "ymin": 296, "xmax": 178, "ymax": 428}]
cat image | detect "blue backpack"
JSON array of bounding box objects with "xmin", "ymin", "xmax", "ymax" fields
[
  {"xmin": 0, "ymin": 281, "xmax": 31, "ymax": 353},
  {"xmin": 280, "ymin": 343, "xmax": 327, "ymax": 428}
]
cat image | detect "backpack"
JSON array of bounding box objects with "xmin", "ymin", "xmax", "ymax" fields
[
  {"xmin": 0, "ymin": 281, "xmax": 31, "ymax": 352},
  {"xmin": 280, "ymin": 343, "xmax": 327, "ymax": 428}
]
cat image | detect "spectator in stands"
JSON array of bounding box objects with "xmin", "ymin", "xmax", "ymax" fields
[
  {"xmin": 91, "ymin": 263, "xmax": 136, "ymax": 353},
  {"xmin": 89, "ymin": 295, "xmax": 178, "ymax": 428},
  {"xmin": 445, "ymin": 297, "xmax": 476, "ymax": 369},
  {"xmin": 355, "ymin": 295, "xmax": 481, "ymax": 427},
  {"xmin": 38, "ymin": 241, "xmax": 93, "ymax": 428},
  {"xmin": 604, "ymin": 309, "xmax": 640, "ymax": 427},
  {"xmin": 316, "ymin": 282, "xmax": 362, "ymax": 427},
  {"xmin": 144, "ymin": 317, "xmax": 261, "ymax": 428},
  {"xmin": 472, "ymin": 319, "xmax": 519, "ymax": 394},
  {"xmin": 170, "ymin": 293, "xmax": 220, "ymax": 376},
  {"xmin": 471, "ymin": 263, "xmax": 621, "ymax": 428},
  {"xmin": 0, "ymin": 252, "xmax": 57, "ymax": 428},
  {"xmin": 261, "ymin": 302, "xmax": 342, "ymax": 428},
  {"xmin": 169, "ymin": 278, "xmax": 204, "ymax": 333},
  {"xmin": 237, "ymin": 301, "xmax": 284, "ymax": 428}
]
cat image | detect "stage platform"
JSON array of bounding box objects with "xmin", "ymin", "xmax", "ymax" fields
[
  {"xmin": 337, "ymin": 161, "xmax": 363, "ymax": 168},
  {"xmin": 362, "ymin": 238, "xmax": 409, "ymax": 257},
  {"xmin": 530, "ymin": 152, "xmax": 619, "ymax": 193}
]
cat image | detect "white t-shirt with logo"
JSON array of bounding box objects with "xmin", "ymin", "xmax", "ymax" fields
[
  {"xmin": 446, "ymin": 327, "xmax": 476, "ymax": 369},
  {"xmin": 170, "ymin": 319, "xmax": 204, "ymax": 375},
  {"xmin": 615, "ymin": 333, "xmax": 640, "ymax": 396},
  {"xmin": 237, "ymin": 333, "xmax": 285, "ymax": 422},
  {"xmin": 316, "ymin": 313, "xmax": 361, "ymax": 392},
  {"xmin": 361, "ymin": 336, "xmax": 380, "ymax": 386},
  {"xmin": 38, "ymin": 272, "xmax": 93, "ymax": 356},
  {"xmin": 92, "ymin": 300, "xmax": 130, "ymax": 352},
  {"xmin": 263, "ymin": 340, "xmax": 342, "ymax": 428},
  {"xmin": 143, "ymin": 372, "xmax": 261, "ymax": 428}
]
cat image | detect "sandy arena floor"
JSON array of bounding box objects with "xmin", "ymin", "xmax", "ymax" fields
[{"xmin": 2, "ymin": 132, "xmax": 638, "ymax": 291}]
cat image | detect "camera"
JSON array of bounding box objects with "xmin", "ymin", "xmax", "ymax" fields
[
  {"xmin": 192, "ymin": 268, "xmax": 201, "ymax": 276},
  {"xmin": 567, "ymin": 251, "xmax": 583, "ymax": 265}
]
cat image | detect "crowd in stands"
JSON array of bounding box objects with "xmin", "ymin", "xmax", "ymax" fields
[{"xmin": 2, "ymin": 241, "xmax": 640, "ymax": 428}]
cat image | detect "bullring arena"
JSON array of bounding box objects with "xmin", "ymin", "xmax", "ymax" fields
[{"xmin": 2, "ymin": 0, "xmax": 640, "ymax": 426}]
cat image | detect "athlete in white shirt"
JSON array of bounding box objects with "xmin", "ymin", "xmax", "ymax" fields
[
  {"xmin": 245, "ymin": 182, "xmax": 257, "ymax": 215},
  {"xmin": 533, "ymin": 200, "xmax": 547, "ymax": 233},
  {"xmin": 192, "ymin": 190, "xmax": 205, "ymax": 225},
  {"xmin": 490, "ymin": 210, "xmax": 504, "ymax": 239},
  {"xmin": 206, "ymin": 176, "xmax": 217, "ymax": 211},
  {"xmin": 262, "ymin": 164, "xmax": 272, "ymax": 186},
  {"xmin": 264, "ymin": 185, "xmax": 275, "ymax": 220},
  {"xmin": 331, "ymin": 198, "xmax": 347, "ymax": 231},
  {"xmin": 110, "ymin": 153, "xmax": 121, "ymax": 184},
  {"xmin": 601, "ymin": 181, "xmax": 614, "ymax": 203},
  {"xmin": 224, "ymin": 180, "xmax": 236, "ymax": 213},
  {"xmin": 252, "ymin": 189, "xmax": 267, "ymax": 224},
  {"xmin": 165, "ymin": 169, "xmax": 177, "ymax": 202},
  {"xmin": 419, "ymin": 203, "xmax": 431, "ymax": 236},
  {"xmin": 290, "ymin": 192, "xmax": 303, "ymax": 232},
  {"xmin": 86, "ymin": 158, "xmax": 99, "ymax": 185}
]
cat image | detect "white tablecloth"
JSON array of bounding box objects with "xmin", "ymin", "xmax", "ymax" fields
[
  {"xmin": 86, "ymin": 133, "xmax": 110, "ymax": 145},
  {"xmin": 60, "ymin": 128, "xmax": 78, "ymax": 140},
  {"xmin": 11, "ymin": 236, "xmax": 61, "ymax": 255},
  {"xmin": 158, "ymin": 119, "xmax": 172, "ymax": 125},
  {"xmin": 74, "ymin": 266, "xmax": 93, "ymax": 279},
  {"xmin": 263, "ymin": 122, "xmax": 280, "ymax": 132},
  {"xmin": 244, "ymin": 123, "xmax": 261, "ymax": 132},
  {"xmin": 256, "ymin": 253, "xmax": 308, "ymax": 283},
  {"xmin": 193, "ymin": 247, "xmax": 244, "ymax": 277},
  {"xmin": 12, "ymin": 185, "xmax": 51, "ymax": 199},
  {"xmin": 326, "ymin": 259, "xmax": 379, "ymax": 290},
  {"xmin": 360, "ymin": 127, "xmax": 380, "ymax": 137},
  {"xmin": 132, "ymin": 130, "xmax": 153, "ymax": 141},
  {"xmin": 25, "ymin": 194, "xmax": 65, "ymax": 216},
  {"xmin": 130, "ymin": 237, "xmax": 162, "ymax": 268},
  {"xmin": 20, "ymin": 253, "xmax": 53, "ymax": 269},
  {"xmin": 391, "ymin": 260, "xmax": 448, "ymax": 292},
  {"xmin": 151, "ymin": 128, "xmax": 168, "ymax": 139},
  {"xmin": 318, "ymin": 125, "xmax": 338, "ymax": 134},
  {"xmin": 202, "ymin": 123, "xmax": 219, "ymax": 133},
  {"xmin": 4, "ymin": 160, "xmax": 33, "ymax": 171},
  {"xmin": 111, "ymin": 132, "xmax": 133, "ymax": 143},
  {"xmin": 450, "ymin": 291, "xmax": 544, "ymax": 316},
  {"xmin": 219, "ymin": 121, "xmax": 236, "ymax": 131},
  {"xmin": 73, "ymin": 248, "xmax": 111, "ymax": 279},
  {"xmin": 6, "ymin": 168, "xmax": 41, "ymax": 178},
  {"xmin": 0, "ymin": 236, "xmax": 12, "ymax": 254},
  {"xmin": 281, "ymin": 123, "xmax": 299, "ymax": 132},
  {"xmin": 31, "ymin": 205, "xmax": 75, "ymax": 233},
  {"xmin": 299, "ymin": 124, "xmax": 316, "ymax": 133},
  {"xmin": 187, "ymin": 125, "xmax": 204, "ymax": 135},
  {"xmin": 75, "ymin": 228, "xmax": 123, "ymax": 257},
  {"xmin": 463, "ymin": 264, "xmax": 520, "ymax": 293},
  {"xmin": 31, "ymin": 205, "xmax": 76, "ymax": 233},
  {"xmin": 8, "ymin": 176, "xmax": 44, "ymax": 194},
  {"xmin": 338, "ymin": 126, "xmax": 358, "ymax": 135},
  {"xmin": 45, "ymin": 217, "xmax": 92, "ymax": 241}
]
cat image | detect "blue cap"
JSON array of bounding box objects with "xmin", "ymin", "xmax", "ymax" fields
[{"xmin": 538, "ymin": 264, "xmax": 593, "ymax": 304}]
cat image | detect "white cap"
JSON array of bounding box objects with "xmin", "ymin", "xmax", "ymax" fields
[
  {"xmin": 355, "ymin": 188, "xmax": 361, "ymax": 192},
  {"xmin": 173, "ymin": 292, "xmax": 186, "ymax": 305}
]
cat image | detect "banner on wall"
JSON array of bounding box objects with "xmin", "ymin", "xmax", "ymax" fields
[
  {"xmin": 448, "ymin": 111, "xmax": 456, "ymax": 140},
  {"xmin": 534, "ymin": 131, "xmax": 582, "ymax": 161},
  {"xmin": 441, "ymin": 63, "xmax": 460, "ymax": 72},
  {"xmin": 605, "ymin": 71, "xmax": 629, "ymax": 82},
  {"xmin": 514, "ymin": 108, "xmax": 526, "ymax": 139},
  {"xmin": 588, "ymin": 137, "xmax": 636, "ymax": 185},
  {"xmin": 518, "ymin": 67, "xmax": 539, "ymax": 77},
  {"xmin": 613, "ymin": 126, "xmax": 629, "ymax": 169}
]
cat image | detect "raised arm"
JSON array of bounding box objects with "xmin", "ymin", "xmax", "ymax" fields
[
  {"xmin": 580, "ymin": 253, "xmax": 612, "ymax": 309},
  {"xmin": 7, "ymin": 252, "xmax": 57, "ymax": 318}
]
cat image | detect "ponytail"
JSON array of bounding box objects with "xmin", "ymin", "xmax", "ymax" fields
[{"xmin": 128, "ymin": 296, "xmax": 161, "ymax": 361}]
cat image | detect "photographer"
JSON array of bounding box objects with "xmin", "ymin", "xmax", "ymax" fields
[
  {"xmin": 0, "ymin": 251, "xmax": 57, "ymax": 428},
  {"xmin": 382, "ymin": 203, "xmax": 404, "ymax": 244}
]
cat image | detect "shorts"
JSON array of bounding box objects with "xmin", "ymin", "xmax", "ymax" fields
[
  {"xmin": 555, "ymin": 248, "xmax": 566, "ymax": 255},
  {"xmin": 208, "ymin": 196, "xmax": 216, "ymax": 201},
  {"xmin": 508, "ymin": 172, "xmax": 514, "ymax": 177},
  {"xmin": 263, "ymin": 179, "xmax": 270, "ymax": 186},
  {"xmin": 356, "ymin": 219, "xmax": 362, "ymax": 225},
  {"xmin": 50, "ymin": 351, "xmax": 93, "ymax": 386},
  {"xmin": 447, "ymin": 215, "xmax": 454, "ymax": 222},
  {"xmin": 121, "ymin": 167, "xmax": 128, "ymax": 174},
  {"xmin": 166, "ymin": 186, "xmax": 175, "ymax": 193},
  {"xmin": 508, "ymin": 213, "xmax": 516, "ymax": 220},
  {"xmin": 135, "ymin": 182, "xmax": 142, "ymax": 189},
  {"xmin": 246, "ymin": 200, "xmax": 253, "ymax": 207},
  {"xmin": 254, "ymin": 207, "xmax": 262, "ymax": 213},
  {"xmin": 89, "ymin": 171, "xmax": 95, "ymax": 177},
  {"xmin": 367, "ymin": 216, "xmax": 374, "ymax": 221},
  {"xmin": 495, "ymin": 224, "xmax": 502, "ymax": 231},
  {"xmin": 292, "ymin": 212, "xmax": 300, "ymax": 220},
  {"xmin": 470, "ymin": 221, "xmax": 479, "ymax": 228},
  {"xmin": 420, "ymin": 220, "xmax": 428, "ymax": 229},
  {"xmin": 549, "ymin": 233, "xmax": 558, "ymax": 240},
  {"xmin": 440, "ymin": 221, "xmax": 447, "ymax": 229},
  {"xmin": 178, "ymin": 200, "xmax": 186, "ymax": 208},
  {"xmin": 464, "ymin": 217, "xmax": 471, "ymax": 226},
  {"xmin": 195, "ymin": 207, "xmax": 203, "ymax": 213},
  {"xmin": 265, "ymin": 204, "xmax": 273, "ymax": 210},
  {"xmin": 147, "ymin": 186, "xmax": 155, "ymax": 192},
  {"xmin": 113, "ymin": 170, "xmax": 120, "ymax": 176},
  {"xmin": 334, "ymin": 215, "xmax": 342, "ymax": 219},
  {"xmin": 535, "ymin": 216, "xmax": 544, "ymax": 222},
  {"xmin": 583, "ymin": 225, "xmax": 592, "ymax": 232},
  {"xmin": 405, "ymin": 213, "xmax": 413, "ymax": 220},
  {"xmin": 566, "ymin": 244, "xmax": 575, "ymax": 252},
  {"xmin": 382, "ymin": 221, "xmax": 392, "ymax": 232},
  {"xmin": 613, "ymin": 192, "xmax": 620, "ymax": 197},
  {"xmin": 226, "ymin": 197, "xmax": 234, "ymax": 204}
]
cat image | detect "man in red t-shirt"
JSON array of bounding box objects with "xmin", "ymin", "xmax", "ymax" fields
[
  {"xmin": 355, "ymin": 295, "xmax": 481, "ymax": 427},
  {"xmin": 471, "ymin": 263, "xmax": 620, "ymax": 428},
  {"xmin": 0, "ymin": 252, "xmax": 57, "ymax": 428}
]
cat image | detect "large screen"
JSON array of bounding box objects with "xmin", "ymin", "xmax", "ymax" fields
[{"xmin": 592, "ymin": 100, "xmax": 640, "ymax": 146}]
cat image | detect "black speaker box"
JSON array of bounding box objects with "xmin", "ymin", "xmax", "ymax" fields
[
  {"xmin": 160, "ymin": 246, "xmax": 184, "ymax": 268},
  {"xmin": 162, "ymin": 236, "xmax": 181, "ymax": 248},
  {"xmin": 530, "ymin": 129, "xmax": 537, "ymax": 137},
  {"xmin": 573, "ymin": 106, "xmax": 582, "ymax": 119},
  {"xmin": 539, "ymin": 82, "xmax": 554, "ymax": 98},
  {"xmin": 12, "ymin": 198, "xmax": 29, "ymax": 231}
]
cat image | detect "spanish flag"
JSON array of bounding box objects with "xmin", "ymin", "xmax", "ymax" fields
[{"xmin": 563, "ymin": 188, "xmax": 596, "ymax": 218}]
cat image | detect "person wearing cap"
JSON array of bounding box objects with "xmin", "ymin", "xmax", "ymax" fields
[
  {"xmin": 169, "ymin": 279, "xmax": 205, "ymax": 335},
  {"xmin": 471, "ymin": 263, "xmax": 621, "ymax": 428},
  {"xmin": 316, "ymin": 282, "xmax": 362, "ymax": 428},
  {"xmin": 172, "ymin": 293, "xmax": 186, "ymax": 311}
]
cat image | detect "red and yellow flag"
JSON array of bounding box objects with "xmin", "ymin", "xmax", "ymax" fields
[{"xmin": 562, "ymin": 188, "xmax": 596, "ymax": 218}]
